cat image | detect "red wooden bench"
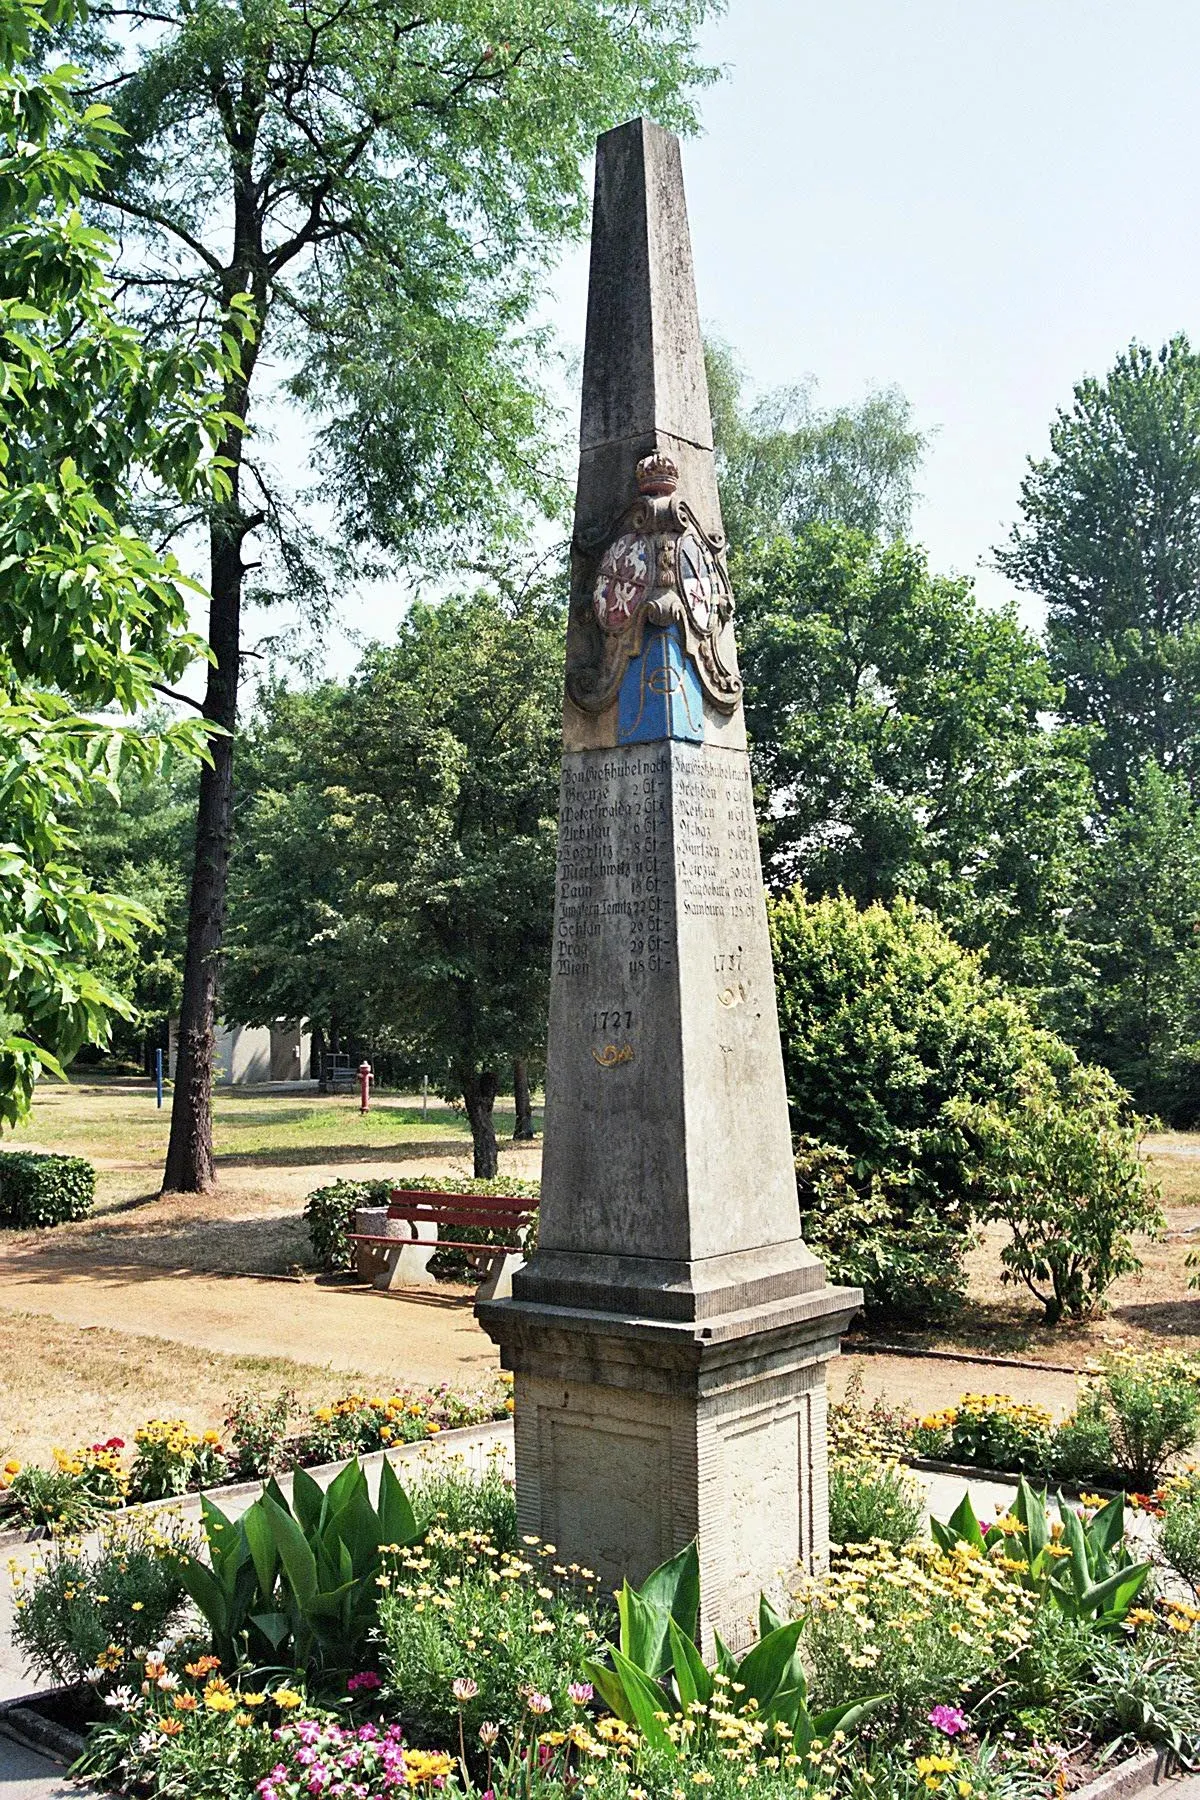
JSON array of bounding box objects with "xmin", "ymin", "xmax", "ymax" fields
[{"xmin": 347, "ymin": 1189, "xmax": 537, "ymax": 1298}]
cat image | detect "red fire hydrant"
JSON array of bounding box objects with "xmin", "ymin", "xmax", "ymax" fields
[{"xmin": 358, "ymin": 1060, "xmax": 373, "ymax": 1114}]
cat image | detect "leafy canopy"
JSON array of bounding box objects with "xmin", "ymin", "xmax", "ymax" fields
[
  {"xmin": 84, "ymin": 0, "xmax": 723, "ymax": 570},
  {"xmin": 0, "ymin": 0, "xmax": 234, "ymax": 1121},
  {"xmin": 708, "ymin": 341, "xmax": 925, "ymax": 553},
  {"xmin": 998, "ymin": 335, "xmax": 1200, "ymax": 810},
  {"xmin": 739, "ymin": 525, "xmax": 1094, "ymax": 994}
]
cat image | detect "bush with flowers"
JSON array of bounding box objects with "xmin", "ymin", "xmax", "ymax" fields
[
  {"xmin": 10, "ymin": 1511, "xmax": 196, "ymax": 1685},
  {"xmin": 131, "ymin": 1418, "xmax": 230, "ymax": 1501}
]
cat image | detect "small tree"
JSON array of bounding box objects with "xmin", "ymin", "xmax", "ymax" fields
[{"xmin": 948, "ymin": 1062, "xmax": 1163, "ymax": 1326}]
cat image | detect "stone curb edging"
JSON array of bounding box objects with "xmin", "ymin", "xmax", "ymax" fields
[
  {"xmin": 0, "ymin": 1418, "xmax": 513, "ymax": 1557},
  {"xmin": 1071, "ymin": 1747, "xmax": 1175, "ymax": 1800},
  {"xmin": 904, "ymin": 1454, "xmax": 1125, "ymax": 1501},
  {"xmin": 848, "ymin": 1339, "xmax": 1083, "ymax": 1376},
  {"xmin": 0, "ymin": 1686, "xmax": 84, "ymax": 1767}
]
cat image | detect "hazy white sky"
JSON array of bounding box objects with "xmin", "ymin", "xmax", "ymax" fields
[{"xmin": 244, "ymin": 0, "xmax": 1200, "ymax": 679}]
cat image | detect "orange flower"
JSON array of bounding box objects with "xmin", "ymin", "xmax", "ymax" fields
[
  {"xmin": 185, "ymin": 1656, "xmax": 221, "ymax": 1678},
  {"xmin": 174, "ymin": 1695, "xmax": 198, "ymax": 1713},
  {"xmin": 159, "ymin": 1718, "xmax": 185, "ymax": 1737}
]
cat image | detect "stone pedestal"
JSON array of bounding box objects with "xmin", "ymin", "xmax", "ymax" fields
[{"xmin": 477, "ymin": 117, "xmax": 860, "ymax": 1653}]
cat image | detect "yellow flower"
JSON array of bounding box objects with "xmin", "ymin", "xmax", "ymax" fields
[{"xmin": 273, "ymin": 1687, "xmax": 303, "ymax": 1709}]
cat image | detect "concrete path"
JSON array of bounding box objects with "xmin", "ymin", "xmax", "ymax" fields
[{"xmin": 0, "ymin": 1731, "xmax": 77, "ymax": 1796}]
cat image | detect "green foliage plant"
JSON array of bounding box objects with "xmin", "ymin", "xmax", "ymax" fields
[
  {"xmin": 128, "ymin": 1418, "xmax": 229, "ymax": 1501},
  {"xmin": 931, "ymin": 1478, "xmax": 1151, "ymax": 1629},
  {"xmin": 942, "ymin": 1395, "xmax": 1055, "ymax": 1477},
  {"xmin": 1050, "ymin": 1395, "xmax": 1116, "ymax": 1485},
  {"xmin": 379, "ymin": 1520, "xmax": 607, "ymax": 1751},
  {"xmin": 6, "ymin": 1462, "xmax": 105, "ymax": 1534},
  {"xmin": 771, "ymin": 890, "xmax": 1071, "ymax": 1315},
  {"xmin": 10, "ymin": 1512, "xmax": 194, "ymax": 1685},
  {"xmin": 0, "ymin": 0, "xmax": 242, "ymax": 1126},
  {"xmin": 224, "ymin": 1387, "xmax": 295, "ymax": 1479},
  {"xmin": 793, "ymin": 1537, "xmax": 1033, "ymax": 1748},
  {"xmin": 580, "ymin": 1541, "xmax": 883, "ymax": 1759},
  {"xmin": 1157, "ymin": 1469, "xmax": 1200, "ymax": 1595},
  {"xmin": 1065, "ymin": 1636, "xmax": 1200, "ymax": 1767},
  {"xmin": 947, "ymin": 1061, "xmax": 1163, "ymax": 1324},
  {"xmin": 179, "ymin": 1456, "xmax": 419, "ymax": 1682},
  {"xmin": 0, "ymin": 1150, "xmax": 94, "ymax": 1227},
  {"xmin": 1087, "ymin": 1352, "xmax": 1200, "ymax": 1490},
  {"xmin": 304, "ymin": 1177, "xmax": 392, "ymax": 1271},
  {"xmin": 829, "ymin": 1457, "xmax": 923, "ymax": 1550}
]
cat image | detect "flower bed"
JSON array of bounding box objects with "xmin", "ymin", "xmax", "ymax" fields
[
  {"xmin": 9, "ymin": 1432, "xmax": 1200, "ymax": 1800},
  {"xmin": 834, "ymin": 1350, "xmax": 1200, "ymax": 1498},
  {"xmin": 0, "ymin": 1377, "xmax": 513, "ymax": 1534}
]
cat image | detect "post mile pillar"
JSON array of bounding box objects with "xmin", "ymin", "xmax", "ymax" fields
[{"xmin": 477, "ymin": 117, "xmax": 860, "ymax": 1649}]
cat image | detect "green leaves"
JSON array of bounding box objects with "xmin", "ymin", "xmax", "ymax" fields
[
  {"xmin": 585, "ymin": 1539, "xmax": 884, "ymax": 1760},
  {"xmin": 180, "ymin": 1456, "xmax": 421, "ymax": 1679},
  {"xmin": 932, "ymin": 1477, "xmax": 1151, "ymax": 1630}
]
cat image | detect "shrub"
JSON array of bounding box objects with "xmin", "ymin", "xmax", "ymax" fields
[
  {"xmin": 942, "ymin": 1395, "xmax": 1055, "ymax": 1476},
  {"xmin": 304, "ymin": 1174, "xmax": 539, "ymax": 1276},
  {"xmin": 948, "ymin": 1061, "xmax": 1162, "ymax": 1324},
  {"xmin": 793, "ymin": 1537, "xmax": 1035, "ymax": 1743},
  {"xmin": 1065, "ymin": 1635, "xmax": 1200, "ymax": 1763},
  {"xmin": 769, "ymin": 892, "xmax": 1099, "ymax": 1317},
  {"xmin": 1088, "ymin": 1351, "xmax": 1200, "ymax": 1489},
  {"xmin": 8, "ymin": 1439, "xmax": 128, "ymax": 1531},
  {"xmin": 1047, "ymin": 1397, "xmax": 1114, "ymax": 1485},
  {"xmin": 11, "ymin": 1513, "xmax": 195, "ymax": 1685},
  {"xmin": 224, "ymin": 1386, "xmax": 294, "ymax": 1478},
  {"xmin": 0, "ymin": 1150, "xmax": 94, "ymax": 1228},
  {"xmin": 304, "ymin": 1177, "xmax": 392, "ymax": 1271},
  {"xmin": 829, "ymin": 1457, "xmax": 923, "ymax": 1548}
]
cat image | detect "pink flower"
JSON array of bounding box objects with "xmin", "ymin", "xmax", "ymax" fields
[
  {"xmin": 527, "ymin": 1693, "xmax": 552, "ymax": 1716},
  {"xmin": 567, "ymin": 1682, "xmax": 593, "ymax": 1706},
  {"xmin": 347, "ymin": 1671, "xmax": 382, "ymax": 1694},
  {"xmin": 929, "ymin": 1704, "xmax": 968, "ymax": 1737},
  {"xmin": 452, "ymin": 1678, "xmax": 479, "ymax": 1703}
]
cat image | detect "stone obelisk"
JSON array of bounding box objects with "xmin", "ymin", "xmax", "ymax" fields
[{"xmin": 477, "ymin": 117, "xmax": 860, "ymax": 1649}]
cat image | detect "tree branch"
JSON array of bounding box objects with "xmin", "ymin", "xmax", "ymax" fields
[{"xmin": 101, "ymin": 195, "xmax": 227, "ymax": 277}]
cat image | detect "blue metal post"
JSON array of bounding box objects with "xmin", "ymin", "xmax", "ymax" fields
[{"xmin": 155, "ymin": 1047, "xmax": 164, "ymax": 1109}]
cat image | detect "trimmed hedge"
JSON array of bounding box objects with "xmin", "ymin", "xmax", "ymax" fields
[
  {"xmin": 0, "ymin": 1152, "xmax": 95, "ymax": 1228},
  {"xmin": 305, "ymin": 1174, "xmax": 540, "ymax": 1275}
]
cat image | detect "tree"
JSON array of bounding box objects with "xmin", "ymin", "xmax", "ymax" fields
[
  {"xmin": 738, "ymin": 525, "xmax": 1094, "ymax": 996},
  {"xmin": 74, "ymin": 0, "xmax": 720, "ymax": 1192},
  {"xmin": 0, "ymin": 0, "xmax": 231, "ymax": 1124},
  {"xmin": 707, "ymin": 340, "xmax": 925, "ymax": 552},
  {"xmin": 227, "ymin": 587, "xmax": 563, "ymax": 1174},
  {"xmin": 1070, "ymin": 762, "xmax": 1200, "ymax": 1118},
  {"xmin": 998, "ymin": 336, "xmax": 1200, "ymax": 810}
]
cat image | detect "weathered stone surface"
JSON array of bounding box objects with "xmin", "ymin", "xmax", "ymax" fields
[{"xmin": 477, "ymin": 113, "xmax": 860, "ymax": 1653}]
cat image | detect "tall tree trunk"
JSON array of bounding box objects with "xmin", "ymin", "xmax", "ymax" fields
[
  {"xmin": 310, "ymin": 1023, "xmax": 326, "ymax": 1084},
  {"xmin": 462, "ymin": 1067, "xmax": 499, "ymax": 1178},
  {"xmin": 512, "ymin": 1056, "xmax": 534, "ymax": 1140},
  {"xmin": 162, "ymin": 510, "xmax": 244, "ymax": 1192}
]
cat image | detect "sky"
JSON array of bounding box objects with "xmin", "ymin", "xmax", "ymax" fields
[{"xmin": 239, "ymin": 0, "xmax": 1200, "ymax": 682}]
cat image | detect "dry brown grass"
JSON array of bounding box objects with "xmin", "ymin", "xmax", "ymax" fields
[{"xmin": 0, "ymin": 1309, "xmax": 388, "ymax": 1466}]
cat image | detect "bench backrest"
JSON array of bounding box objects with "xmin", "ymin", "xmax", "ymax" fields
[{"xmin": 388, "ymin": 1189, "xmax": 536, "ymax": 1231}]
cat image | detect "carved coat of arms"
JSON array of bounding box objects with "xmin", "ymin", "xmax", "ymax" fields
[{"xmin": 566, "ymin": 452, "xmax": 742, "ymax": 717}]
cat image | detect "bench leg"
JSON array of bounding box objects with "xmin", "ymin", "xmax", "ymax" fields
[
  {"xmin": 375, "ymin": 1223, "xmax": 439, "ymax": 1291},
  {"xmin": 474, "ymin": 1251, "xmax": 525, "ymax": 1303}
]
